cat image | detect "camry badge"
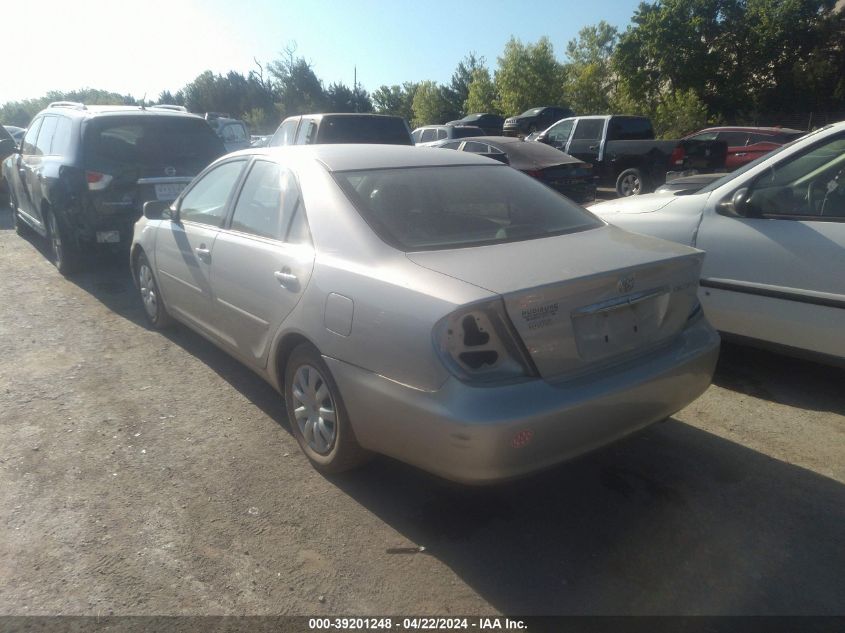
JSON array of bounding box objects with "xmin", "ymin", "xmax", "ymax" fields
[
  {"xmin": 164, "ymin": 166, "xmax": 176, "ymax": 177},
  {"xmin": 618, "ymin": 275, "xmax": 635, "ymax": 294}
]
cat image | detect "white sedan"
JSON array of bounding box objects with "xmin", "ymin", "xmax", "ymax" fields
[{"xmin": 591, "ymin": 122, "xmax": 845, "ymax": 363}]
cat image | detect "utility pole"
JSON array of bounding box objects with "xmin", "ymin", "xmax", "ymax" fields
[{"xmin": 354, "ymin": 65, "xmax": 358, "ymax": 112}]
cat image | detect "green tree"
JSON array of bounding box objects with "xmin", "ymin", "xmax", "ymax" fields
[
  {"xmin": 443, "ymin": 52, "xmax": 486, "ymax": 119},
  {"xmin": 372, "ymin": 82, "xmax": 418, "ymax": 122},
  {"xmin": 325, "ymin": 82, "xmax": 373, "ymax": 113},
  {"xmin": 564, "ymin": 21, "xmax": 619, "ymax": 114},
  {"xmin": 411, "ymin": 81, "xmax": 451, "ymax": 127},
  {"xmin": 652, "ymin": 88, "xmax": 709, "ymax": 138},
  {"xmin": 269, "ymin": 50, "xmax": 326, "ymax": 116},
  {"xmin": 463, "ymin": 68, "xmax": 499, "ymax": 115},
  {"xmin": 494, "ymin": 37, "xmax": 568, "ymax": 117}
]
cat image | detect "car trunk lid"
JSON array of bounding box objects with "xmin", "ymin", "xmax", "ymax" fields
[{"xmin": 407, "ymin": 225, "xmax": 703, "ymax": 379}]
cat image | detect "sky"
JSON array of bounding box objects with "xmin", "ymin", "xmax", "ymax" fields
[{"xmin": 2, "ymin": 0, "xmax": 643, "ymax": 106}]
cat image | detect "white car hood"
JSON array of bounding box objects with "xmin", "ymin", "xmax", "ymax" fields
[{"xmin": 590, "ymin": 192, "xmax": 680, "ymax": 215}]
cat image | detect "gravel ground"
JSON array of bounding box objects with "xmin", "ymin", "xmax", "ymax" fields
[{"xmin": 0, "ymin": 202, "xmax": 843, "ymax": 616}]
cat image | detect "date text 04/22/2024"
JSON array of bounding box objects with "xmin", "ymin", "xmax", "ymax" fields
[{"xmin": 308, "ymin": 618, "xmax": 527, "ymax": 631}]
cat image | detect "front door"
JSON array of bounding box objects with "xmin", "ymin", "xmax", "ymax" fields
[
  {"xmin": 11, "ymin": 118, "xmax": 44, "ymax": 226},
  {"xmin": 696, "ymin": 132, "xmax": 845, "ymax": 357},
  {"xmin": 154, "ymin": 159, "xmax": 246, "ymax": 338}
]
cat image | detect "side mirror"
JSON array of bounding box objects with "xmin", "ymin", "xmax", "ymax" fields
[
  {"xmin": 718, "ymin": 187, "xmax": 751, "ymax": 218},
  {"xmin": 143, "ymin": 199, "xmax": 174, "ymax": 220}
]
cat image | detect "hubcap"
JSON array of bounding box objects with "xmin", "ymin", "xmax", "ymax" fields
[
  {"xmin": 291, "ymin": 365, "xmax": 337, "ymax": 455},
  {"xmin": 138, "ymin": 263, "xmax": 158, "ymax": 319},
  {"xmin": 620, "ymin": 174, "xmax": 641, "ymax": 196}
]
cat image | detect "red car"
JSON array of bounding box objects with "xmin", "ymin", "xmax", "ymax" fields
[{"xmin": 683, "ymin": 126, "xmax": 805, "ymax": 170}]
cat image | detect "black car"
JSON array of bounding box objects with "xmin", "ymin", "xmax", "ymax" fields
[
  {"xmin": 445, "ymin": 113, "xmax": 505, "ymax": 135},
  {"xmin": 3, "ymin": 102, "xmax": 225, "ymax": 274},
  {"xmin": 269, "ymin": 113, "xmax": 413, "ymax": 146},
  {"xmin": 412, "ymin": 125, "xmax": 485, "ymax": 144},
  {"xmin": 503, "ymin": 106, "xmax": 574, "ymax": 137},
  {"xmin": 431, "ymin": 136, "xmax": 596, "ymax": 203}
]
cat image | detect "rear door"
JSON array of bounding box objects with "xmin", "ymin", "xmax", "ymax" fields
[
  {"xmin": 210, "ymin": 159, "xmax": 315, "ymax": 367},
  {"xmin": 22, "ymin": 116, "xmax": 57, "ymax": 227},
  {"xmin": 696, "ymin": 131, "xmax": 845, "ymax": 357},
  {"xmin": 154, "ymin": 158, "xmax": 247, "ymax": 338}
]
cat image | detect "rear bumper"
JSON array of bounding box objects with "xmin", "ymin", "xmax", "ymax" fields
[{"xmin": 326, "ymin": 316, "xmax": 720, "ymax": 484}]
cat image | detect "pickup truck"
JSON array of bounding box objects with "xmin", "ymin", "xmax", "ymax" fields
[{"xmin": 533, "ymin": 115, "xmax": 727, "ymax": 196}]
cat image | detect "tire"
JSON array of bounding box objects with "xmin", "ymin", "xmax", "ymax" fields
[
  {"xmin": 136, "ymin": 251, "xmax": 173, "ymax": 329},
  {"xmin": 615, "ymin": 168, "xmax": 648, "ymax": 197},
  {"xmin": 284, "ymin": 343, "xmax": 370, "ymax": 474},
  {"xmin": 45, "ymin": 209, "xmax": 79, "ymax": 275}
]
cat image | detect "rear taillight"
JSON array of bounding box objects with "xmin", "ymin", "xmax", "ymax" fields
[
  {"xmin": 433, "ymin": 299, "xmax": 536, "ymax": 384},
  {"xmin": 670, "ymin": 145, "xmax": 685, "ymax": 167},
  {"xmin": 86, "ymin": 171, "xmax": 113, "ymax": 191}
]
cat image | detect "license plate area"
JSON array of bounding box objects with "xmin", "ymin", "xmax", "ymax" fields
[
  {"xmin": 572, "ymin": 290, "xmax": 669, "ymax": 362},
  {"xmin": 154, "ymin": 182, "xmax": 187, "ymax": 200}
]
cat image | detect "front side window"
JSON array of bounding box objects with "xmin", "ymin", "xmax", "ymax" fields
[
  {"xmin": 230, "ymin": 161, "xmax": 301, "ymax": 240},
  {"xmin": 35, "ymin": 116, "xmax": 58, "ymax": 155},
  {"xmin": 420, "ymin": 129, "xmax": 437, "ymax": 142},
  {"xmin": 719, "ymin": 131, "xmax": 751, "ymax": 147},
  {"xmin": 334, "ymin": 165, "xmax": 602, "ymax": 251},
  {"xmin": 547, "ymin": 120, "xmax": 574, "ymax": 144},
  {"xmin": 179, "ymin": 160, "xmax": 245, "ymax": 226},
  {"xmin": 22, "ymin": 118, "xmax": 42, "ymax": 155},
  {"xmin": 746, "ymin": 134, "xmax": 845, "ymax": 220}
]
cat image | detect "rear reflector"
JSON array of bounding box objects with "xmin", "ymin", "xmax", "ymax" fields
[
  {"xmin": 86, "ymin": 171, "xmax": 113, "ymax": 191},
  {"xmin": 511, "ymin": 429, "xmax": 534, "ymax": 449}
]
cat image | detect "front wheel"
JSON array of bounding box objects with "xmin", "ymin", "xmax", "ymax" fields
[
  {"xmin": 284, "ymin": 343, "xmax": 370, "ymax": 474},
  {"xmin": 615, "ymin": 168, "xmax": 648, "ymax": 197},
  {"xmin": 136, "ymin": 251, "xmax": 173, "ymax": 329},
  {"xmin": 46, "ymin": 209, "xmax": 79, "ymax": 275}
]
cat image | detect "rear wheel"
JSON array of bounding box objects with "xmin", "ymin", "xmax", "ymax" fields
[
  {"xmin": 45, "ymin": 209, "xmax": 79, "ymax": 275},
  {"xmin": 284, "ymin": 343, "xmax": 370, "ymax": 474},
  {"xmin": 615, "ymin": 168, "xmax": 648, "ymax": 197},
  {"xmin": 136, "ymin": 251, "xmax": 173, "ymax": 329}
]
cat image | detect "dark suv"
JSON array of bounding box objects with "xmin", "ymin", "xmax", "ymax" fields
[
  {"xmin": 269, "ymin": 113, "xmax": 413, "ymax": 146},
  {"xmin": 3, "ymin": 102, "xmax": 225, "ymax": 274},
  {"xmin": 503, "ymin": 106, "xmax": 574, "ymax": 137}
]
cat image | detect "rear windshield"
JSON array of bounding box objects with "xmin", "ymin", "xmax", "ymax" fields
[
  {"xmin": 334, "ymin": 165, "xmax": 603, "ymax": 251},
  {"xmin": 316, "ymin": 117, "xmax": 412, "ymax": 145},
  {"xmin": 608, "ymin": 117, "xmax": 655, "ymax": 140},
  {"xmin": 84, "ymin": 116, "xmax": 224, "ymax": 167}
]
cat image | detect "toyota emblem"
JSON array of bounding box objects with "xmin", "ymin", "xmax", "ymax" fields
[
  {"xmin": 618, "ymin": 275, "xmax": 635, "ymax": 294},
  {"xmin": 164, "ymin": 166, "xmax": 176, "ymax": 177}
]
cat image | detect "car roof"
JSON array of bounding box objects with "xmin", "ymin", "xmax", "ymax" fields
[
  {"xmin": 231, "ymin": 143, "xmax": 501, "ymax": 172},
  {"xmin": 41, "ymin": 104, "xmax": 205, "ymax": 120}
]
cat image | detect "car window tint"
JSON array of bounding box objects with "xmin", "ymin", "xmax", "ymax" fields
[
  {"xmin": 572, "ymin": 119, "xmax": 604, "ymax": 141},
  {"xmin": 462, "ymin": 141, "xmax": 490, "ymax": 153},
  {"xmin": 436, "ymin": 129, "xmax": 448, "ymax": 140},
  {"xmin": 50, "ymin": 117, "xmax": 73, "ymax": 155},
  {"xmin": 222, "ymin": 124, "xmax": 247, "ymax": 142},
  {"xmin": 439, "ymin": 141, "xmax": 462, "ymax": 150},
  {"xmin": 180, "ymin": 160, "xmax": 245, "ymax": 226},
  {"xmin": 689, "ymin": 131, "xmax": 719, "ymax": 142},
  {"xmin": 420, "ymin": 129, "xmax": 437, "ymax": 142},
  {"xmin": 749, "ymin": 134, "xmax": 845, "ymax": 219},
  {"xmin": 747, "ymin": 133, "xmax": 776, "ymax": 145},
  {"xmin": 334, "ymin": 165, "xmax": 603, "ymax": 251},
  {"xmin": 608, "ymin": 118, "xmax": 654, "ymax": 140},
  {"xmin": 22, "ymin": 118, "xmax": 42, "ymax": 155},
  {"xmin": 412, "ymin": 129, "xmax": 422, "ymax": 143},
  {"xmin": 452, "ymin": 127, "xmax": 484, "ymax": 139},
  {"xmin": 230, "ymin": 160, "xmax": 295, "ymax": 240},
  {"xmin": 719, "ymin": 131, "xmax": 751, "ymax": 146},
  {"xmin": 35, "ymin": 116, "xmax": 58, "ymax": 156}
]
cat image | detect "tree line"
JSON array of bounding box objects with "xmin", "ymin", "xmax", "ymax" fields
[{"xmin": 2, "ymin": 0, "xmax": 843, "ymax": 138}]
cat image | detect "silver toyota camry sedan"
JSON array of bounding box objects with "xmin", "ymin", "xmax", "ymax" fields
[{"xmin": 131, "ymin": 144, "xmax": 719, "ymax": 483}]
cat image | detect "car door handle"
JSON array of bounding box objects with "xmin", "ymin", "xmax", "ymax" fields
[
  {"xmin": 274, "ymin": 270, "xmax": 298, "ymax": 287},
  {"xmin": 735, "ymin": 152, "xmax": 747, "ymax": 157},
  {"xmin": 194, "ymin": 246, "xmax": 211, "ymax": 260},
  {"xmin": 589, "ymin": 145, "xmax": 598, "ymax": 150}
]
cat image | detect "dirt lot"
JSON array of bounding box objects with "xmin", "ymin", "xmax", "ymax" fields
[{"xmin": 0, "ymin": 201, "xmax": 843, "ymax": 616}]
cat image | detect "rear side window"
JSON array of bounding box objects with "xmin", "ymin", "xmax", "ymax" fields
[
  {"xmin": 84, "ymin": 116, "xmax": 224, "ymax": 170},
  {"xmin": 719, "ymin": 131, "xmax": 751, "ymax": 146},
  {"xmin": 230, "ymin": 160, "xmax": 299, "ymax": 240},
  {"xmin": 334, "ymin": 165, "xmax": 602, "ymax": 251},
  {"xmin": 222, "ymin": 123, "xmax": 248, "ymax": 143},
  {"xmin": 51, "ymin": 117, "xmax": 73, "ymax": 156},
  {"xmin": 316, "ymin": 116, "xmax": 412, "ymax": 145},
  {"xmin": 572, "ymin": 119, "xmax": 604, "ymax": 141}
]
